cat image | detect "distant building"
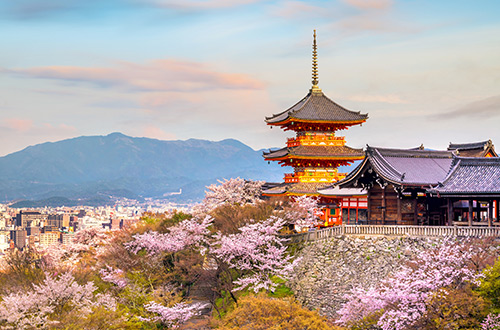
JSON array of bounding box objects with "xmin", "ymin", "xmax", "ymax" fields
[
  {"xmin": 16, "ymin": 211, "xmax": 47, "ymax": 228},
  {"xmin": 47, "ymin": 214, "xmax": 70, "ymax": 228},
  {"xmin": 39, "ymin": 232, "xmax": 60, "ymax": 247},
  {"xmin": 10, "ymin": 229, "xmax": 27, "ymax": 249}
]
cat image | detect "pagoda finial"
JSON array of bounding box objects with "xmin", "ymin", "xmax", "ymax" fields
[{"xmin": 311, "ymin": 30, "xmax": 321, "ymax": 93}]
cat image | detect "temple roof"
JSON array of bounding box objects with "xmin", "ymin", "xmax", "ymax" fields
[
  {"xmin": 429, "ymin": 157, "xmax": 500, "ymax": 197},
  {"xmin": 338, "ymin": 146, "xmax": 456, "ymax": 188},
  {"xmin": 447, "ymin": 140, "xmax": 497, "ymax": 157},
  {"xmin": 262, "ymin": 181, "xmax": 332, "ymax": 196},
  {"xmin": 265, "ymin": 90, "xmax": 368, "ymax": 125},
  {"xmin": 263, "ymin": 145, "xmax": 364, "ymax": 160}
]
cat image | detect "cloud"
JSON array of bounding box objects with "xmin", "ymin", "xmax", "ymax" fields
[
  {"xmin": 6, "ymin": 59, "xmax": 265, "ymax": 93},
  {"xmin": 431, "ymin": 95, "xmax": 500, "ymax": 120},
  {"xmin": 147, "ymin": 0, "xmax": 262, "ymax": 10},
  {"xmin": 0, "ymin": 118, "xmax": 77, "ymax": 135},
  {"xmin": 341, "ymin": 0, "xmax": 393, "ymax": 10},
  {"xmin": 273, "ymin": 1, "xmax": 324, "ymax": 19},
  {"xmin": 137, "ymin": 125, "xmax": 176, "ymax": 140},
  {"xmin": 3, "ymin": 118, "xmax": 34, "ymax": 132},
  {"xmin": 0, "ymin": 0, "xmax": 263, "ymax": 20}
]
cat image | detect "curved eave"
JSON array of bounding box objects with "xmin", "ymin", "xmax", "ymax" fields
[
  {"xmin": 266, "ymin": 118, "xmax": 367, "ymax": 127},
  {"xmin": 264, "ymin": 154, "xmax": 365, "ymax": 162}
]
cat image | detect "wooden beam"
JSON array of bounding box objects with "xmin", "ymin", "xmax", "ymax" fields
[
  {"xmin": 468, "ymin": 199, "xmax": 473, "ymax": 227},
  {"xmin": 488, "ymin": 200, "xmax": 493, "ymax": 227},
  {"xmin": 381, "ymin": 186, "xmax": 386, "ymax": 225},
  {"xmin": 397, "ymin": 196, "xmax": 401, "ymax": 224},
  {"xmin": 447, "ymin": 199, "xmax": 453, "ymax": 226},
  {"xmin": 497, "ymin": 200, "xmax": 499, "ymax": 222}
]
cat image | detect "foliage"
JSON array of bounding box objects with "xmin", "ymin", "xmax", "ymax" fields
[
  {"xmin": 418, "ymin": 284, "xmax": 489, "ymax": 329},
  {"xmin": 337, "ymin": 239, "xmax": 486, "ymax": 330},
  {"xmin": 0, "ymin": 249, "xmax": 45, "ymax": 294},
  {"xmin": 480, "ymin": 256, "xmax": 500, "ymax": 311},
  {"xmin": 217, "ymin": 294, "xmax": 333, "ymax": 330}
]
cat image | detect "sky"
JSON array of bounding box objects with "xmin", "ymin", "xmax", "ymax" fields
[{"xmin": 1, "ymin": 0, "xmax": 499, "ymax": 157}]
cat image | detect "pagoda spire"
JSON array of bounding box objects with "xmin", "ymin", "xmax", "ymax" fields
[{"xmin": 311, "ymin": 30, "xmax": 321, "ymax": 93}]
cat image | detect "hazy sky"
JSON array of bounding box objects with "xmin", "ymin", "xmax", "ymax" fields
[{"xmin": 1, "ymin": 0, "xmax": 499, "ymax": 156}]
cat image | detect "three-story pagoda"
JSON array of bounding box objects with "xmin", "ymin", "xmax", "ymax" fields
[{"xmin": 263, "ymin": 31, "xmax": 368, "ymax": 225}]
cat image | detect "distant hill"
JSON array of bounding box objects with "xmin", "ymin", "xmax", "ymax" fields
[{"xmin": 0, "ymin": 133, "xmax": 285, "ymax": 205}]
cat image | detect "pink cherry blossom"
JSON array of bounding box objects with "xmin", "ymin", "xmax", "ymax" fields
[{"xmin": 125, "ymin": 216, "xmax": 213, "ymax": 255}]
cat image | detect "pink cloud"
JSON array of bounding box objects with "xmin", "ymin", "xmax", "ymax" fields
[
  {"xmin": 4, "ymin": 118, "xmax": 34, "ymax": 132},
  {"xmin": 273, "ymin": 1, "xmax": 324, "ymax": 19},
  {"xmin": 1, "ymin": 118, "xmax": 77, "ymax": 135},
  {"xmin": 8, "ymin": 58, "xmax": 266, "ymax": 93},
  {"xmin": 139, "ymin": 125, "xmax": 177, "ymax": 140}
]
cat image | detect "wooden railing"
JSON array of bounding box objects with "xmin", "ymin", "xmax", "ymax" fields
[{"xmin": 283, "ymin": 225, "xmax": 500, "ymax": 244}]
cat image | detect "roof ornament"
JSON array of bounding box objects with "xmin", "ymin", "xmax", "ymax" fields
[{"xmin": 311, "ymin": 30, "xmax": 322, "ymax": 94}]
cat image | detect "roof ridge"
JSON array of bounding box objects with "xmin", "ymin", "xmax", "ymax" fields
[{"xmin": 368, "ymin": 147, "xmax": 404, "ymax": 181}]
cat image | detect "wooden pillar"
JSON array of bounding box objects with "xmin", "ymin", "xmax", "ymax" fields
[
  {"xmin": 488, "ymin": 200, "xmax": 493, "ymax": 227},
  {"xmin": 397, "ymin": 197, "xmax": 402, "ymax": 224},
  {"xmin": 367, "ymin": 190, "xmax": 371, "ymax": 224},
  {"xmin": 468, "ymin": 199, "xmax": 473, "ymax": 227},
  {"xmin": 447, "ymin": 199, "xmax": 453, "ymax": 226},
  {"xmin": 495, "ymin": 199, "xmax": 500, "ymax": 221},
  {"xmin": 476, "ymin": 200, "xmax": 482, "ymax": 222},
  {"xmin": 381, "ymin": 186, "xmax": 386, "ymax": 225}
]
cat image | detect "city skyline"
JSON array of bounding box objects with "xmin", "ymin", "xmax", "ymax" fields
[{"xmin": 1, "ymin": 0, "xmax": 499, "ymax": 156}]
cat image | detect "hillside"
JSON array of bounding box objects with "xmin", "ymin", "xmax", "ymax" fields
[{"xmin": 0, "ymin": 133, "xmax": 285, "ymax": 204}]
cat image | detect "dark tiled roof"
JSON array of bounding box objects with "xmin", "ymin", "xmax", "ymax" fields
[
  {"xmin": 448, "ymin": 140, "xmax": 492, "ymax": 151},
  {"xmin": 263, "ymin": 145, "xmax": 364, "ymax": 159},
  {"xmin": 429, "ymin": 157, "xmax": 500, "ymax": 196},
  {"xmin": 447, "ymin": 140, "xmax": 498, "ymax": 157},
  {"xmin": 265, "ymin": 90, "xmax": 368, "ymax": 124},
  {"xmin": 262, "ymin": 182, "xmax": 331, "ymax": 195},
  {"xmin": 339, "ymin": 146, "xmax": 455, "ymax": 188}
]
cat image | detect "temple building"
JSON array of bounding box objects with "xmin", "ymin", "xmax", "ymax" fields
[
  {"xmin": 336, "ymin": 144, "xmax": 500, "ymax": 226},
  {"xmin": 262, "ymin": 31, "xmax": 368, "ymax": 226}
]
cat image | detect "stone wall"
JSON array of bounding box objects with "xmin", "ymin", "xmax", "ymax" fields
[{"xmin": 287, "ymin": 235, "xmax": 449, "ymax": 320}]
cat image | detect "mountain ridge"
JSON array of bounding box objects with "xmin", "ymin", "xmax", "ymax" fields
[{"xmin": 0, "ymin": 133, "xmax": 284, "ymax": 204}]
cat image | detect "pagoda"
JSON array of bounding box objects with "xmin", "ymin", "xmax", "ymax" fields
[{"xmin": 263, "ymin": 30, "xmax": 368, "ymax": 226}]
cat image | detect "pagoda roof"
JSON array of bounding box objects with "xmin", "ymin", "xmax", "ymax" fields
[
  {"xmin": 263, "ymin": 145, "xmax": 364, "ymax": 160},
  {"xmin": 265, "ymin": 89, "xmax": 368, "ymax": 126},
  {"xmin": 262, "ymin": 181, "xmax": 331, "ymax": 196},
  {"xmin": 338, "ymin": 146, "xmax": 456, "ymax": 188},
  {"xmin": 447, "ymin": 140, "xmax": 497, "ymax": 157},
  {"xmin": 428, "ymin": 157, "xmax": 500, "ymax": 197}
]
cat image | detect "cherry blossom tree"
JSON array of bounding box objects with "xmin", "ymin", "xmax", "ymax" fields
[
  {"xmin": 0, "ymin": 272, "xmax": 116, "ymax": 329},
  {"xmin": 100, "ymin": 265, "xmax": 128, "ymax": 288},
  {"xmin": 38, "ymin": 227, "xmax": 113, "ymax": 270},
  {"xmin": 482, "ymin": 313, "xmax": 500, "ymax": 330},
  {"xmin": 193, "ymin": 178, "xmax": 264, "ymax": 215},
  {"xmin": 336, "ymin": 240, "xmax": 484, "ymax": 330},
  {"xmin": 211, "ymin": 216, "xmax": 299, "ymax": 293},
  {"xmin": 125, "ymin": 216, "xmax": 213, "ymax": 255},
  {"xmin": 141, "ymin": 301, "xmax": 202, "ymax": 329},
  {"xmin": 285, "ymin": 195, "xmax": 324, "ymax": 231}
]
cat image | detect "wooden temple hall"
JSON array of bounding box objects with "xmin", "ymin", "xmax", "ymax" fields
[{"xmin": 263, "ymin": 31, "xmax": 500, "ymax": 228}]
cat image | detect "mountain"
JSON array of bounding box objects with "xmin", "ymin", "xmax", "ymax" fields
[{"xmin": 0, "ymin": 133, "xmax": 285, "ymax": 204}]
